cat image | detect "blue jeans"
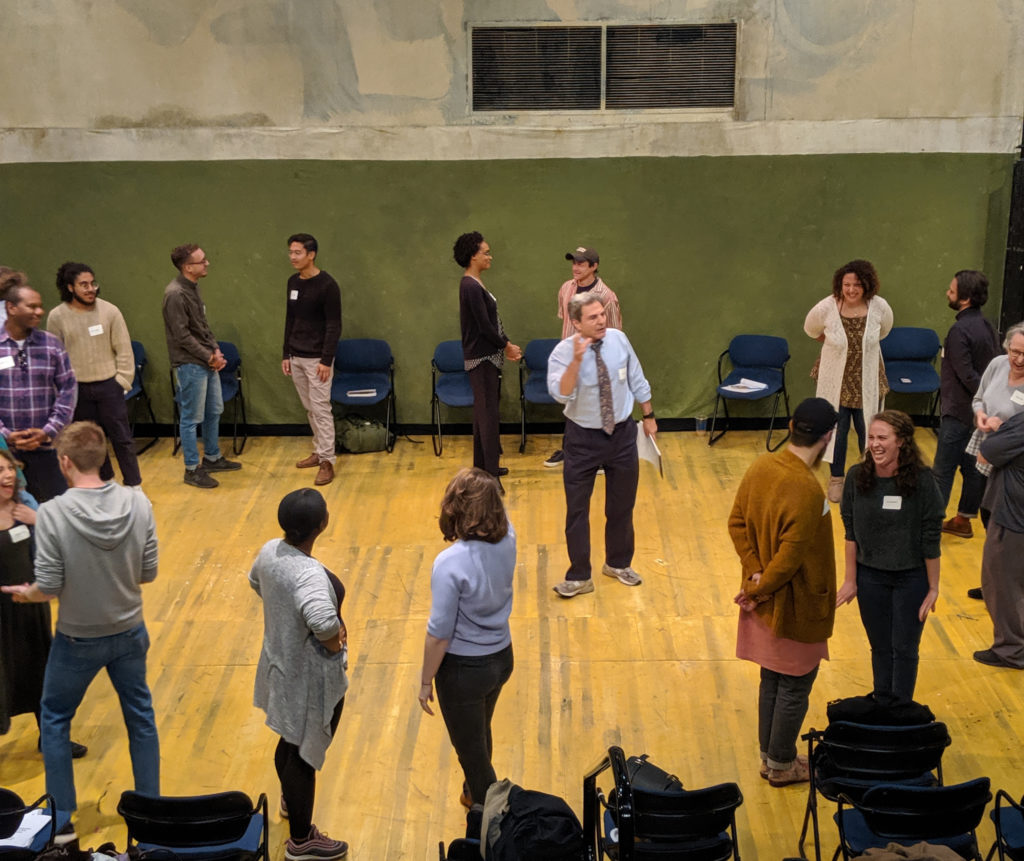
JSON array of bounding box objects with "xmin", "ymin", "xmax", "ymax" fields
[
  {"xmin": 831, "ymin": 406, "xmax": 866, "ymax": 477},
  {"xmin": 932, "ymin": 415, "xmax": 986, "ymax": 516},
  {"xmin": 175, "ymin": 362, "xmax": 223, "ymax": 470},
  {"xmin": 40, "ymin": 624, "xmax": 160, "ymax": 811},
  {"xmin": 856, "ymin": 563, "xmax": 929, "ymax": 704}
]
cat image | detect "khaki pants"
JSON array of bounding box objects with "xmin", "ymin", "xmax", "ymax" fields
[{"xmin": 290, "ymin": 356, "xmax": 336, "ymax": 464}]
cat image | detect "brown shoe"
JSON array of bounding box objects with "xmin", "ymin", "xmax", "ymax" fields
[
  {"xmin": 942, "ymin": 515, "xmax": 973, "ymax": 538},
  {"xmin": 296, "ymin": 453, "xmax": 319, "ymax": 469},
  {"xmin": 314, "ymin": 461, "xmax": 334, "ymax": 486},
  {"xmin": 767, "ymin": 757, "xmax": 810, "ymax": 787}
]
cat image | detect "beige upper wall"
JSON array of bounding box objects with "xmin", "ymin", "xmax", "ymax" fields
[{"xmin": 2, "ymin": 0, "xmax": 1022, "ymax": 161}]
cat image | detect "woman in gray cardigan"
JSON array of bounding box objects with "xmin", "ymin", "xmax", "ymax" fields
[{"xmin": 250, "ymin": 489, "xmax": 349, "ymax": 861}]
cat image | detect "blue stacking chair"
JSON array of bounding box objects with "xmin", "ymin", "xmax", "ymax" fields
[
  {"xmin": 709, "ymin": 334, "xmax": 791, "ymax": 451},
  {"xmin": 835, "ymin": 778, "xmax": 990, "ymax": 861},
  {"xmin": 518, "ymin": 338, "xmax": 560, "ymax": 453},
  {"xmin": 217, "ymin": 341, "xmax": 247, "ymax": 456},
  {"xmin": 330, "ymin": 338, "xmax": 396, "ymax": 453},
  {"xmin": 119, "ymin": 790, "xmax": 269, "ymax": 861},
  {"xmin": 584, "ymin": 746, "xmax": 743, "ymax": 861},
  {"xmin": 0, "ymin": 789, "xmax": 70, "ymax": 861},
  {"xmin": 988, "ymin": 789, "xmax": 1024, "ymax": 861},
  {"xmin": 881, "ymin": 326, "xmax": 941, "ymax": 428},
  {"xmin": 125, "ymin": 340, "xmax": 158, "ymax": 454},
  {"xmin": 431, "ymin": 340, "xmax": 477, "ymax": 456}
]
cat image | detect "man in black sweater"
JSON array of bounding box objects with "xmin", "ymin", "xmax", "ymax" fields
[{"xmin": 282, "ymin": 233, "xmax": 342, "ymax": 486}]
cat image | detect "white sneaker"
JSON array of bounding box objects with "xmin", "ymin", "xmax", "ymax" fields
[
  {"xmin": 553, "ymin": 579, "xmax": 595, "ymax": 598},
  {"xmin": 602, "ymin": 564, "xmax": 642, "ymax": 586}
]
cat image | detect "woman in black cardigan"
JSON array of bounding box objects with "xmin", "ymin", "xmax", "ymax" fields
[{"xmin": 453, "ymin": 232, "xmax": 521, "ymax": 483}]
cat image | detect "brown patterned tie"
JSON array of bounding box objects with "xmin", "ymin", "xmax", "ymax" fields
[{"xmin": 592, "ymin": 339, "xmax": 615, "ymax": 434}]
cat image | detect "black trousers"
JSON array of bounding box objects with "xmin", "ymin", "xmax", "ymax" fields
[
  {"xmin": 14, "ymin": 448, "xmax": 66, "ymax": 502},
  {"xmin": 468, "ymin": 362, "xmax": 501, "ymax": 476},
  {"xmin": 434, "ymin": 644, "xmax": 514, "ymax": 806},
  {"xmin": 562, "ymin": 418, "xmax": 639, "ymax": 581},
  {"xmin": 274, "ymin": 696, "xmax": 345, "ymax": 841},
  {"xmin": 75, "ymin": 377, "xmax": 142, "ymax": 486}
]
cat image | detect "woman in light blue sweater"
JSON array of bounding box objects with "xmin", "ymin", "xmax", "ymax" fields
[{"xmin": 418, "ymin": 468, "xmax": 516, "ymax": 809}]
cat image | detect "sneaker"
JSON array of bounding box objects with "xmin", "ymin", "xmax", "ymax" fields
[
  {"xmin": 767, "ymin": 757, "xmax": 810, "ymax": 787},
  {"xmin": 285, "ymin": 825, "xmax": 348, "ymax": 861},
  {"xmin": 53, "ymin": 822, "xmax": 77, "ymax": 846},
  {"xmin": 596, "ymin": 467, "xmax": 605, "ymax": 476},
  {"xmin": 553, "ymin": 579, "xmax": 594, "ymax": 598},
  {"xmin": 967, "ymin": 587, "xmax": 984, "ymax": 600},
  {"xmin": 203, "ymin": 456, "xmax": 242, "ymax": 472},
  {"xmin": 544, "ymin": 450, "xmax": 564, "ymax": 467},
  {"xmin": 602, "ymin": 564, "xmax": 642, "ymax": 586},
  {"xmin": 315, "ymin": 461, "xmax": 335, "ymax": 486},
  {"xmin": 37, "ymin": 738, "xmax": 88, "ymax": 758},
  {"xmin": 827, "ymin": 476, "xmax": 844, "ymax": 503},
  {"xmin": 296, "ymin": 453, "xmax": 319, "ymax": 469},
  {"xmin": 942, "ymin": 515, "xmax": 973, "ymax": 538},
  {"xmin": 184, "ymin": 468, "xmax": 218, "ymax": 489}
]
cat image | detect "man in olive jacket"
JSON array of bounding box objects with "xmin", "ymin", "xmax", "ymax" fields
[{"xmin": 728, "ymin": 397, "xmax": 838, "ymax": 788}]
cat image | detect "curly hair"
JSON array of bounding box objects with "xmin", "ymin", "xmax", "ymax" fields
[
  {"xmin": 832, "ymin": 259, "xmax": 880, "ymax": 303},
  {"xmin": 55, "ymin": 262, "xmax": 95, "ymax": 303},
  {"xmin": 855, "ymin": 409, "xmax": 925, "ymax": 496},
  {"xmin": 453, "ymin": 232, "xmax": 485, "ymax": 268},
  {"xmin": 438, "ymin": 467, "xmax": 508, "ymax": 543},
  {"xmin": 170, "ymin": 244, "xmax": 201, "ymax": 271}
]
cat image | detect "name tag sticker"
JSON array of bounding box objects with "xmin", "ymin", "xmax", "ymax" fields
[
  {"xmin": 1012, "ymin": 390, "xmax": 1024, "ymax": 406},
  {"xmin": 0, "ymin": 356, "xmax": 13, "ymax": 371},
  {"xmin": 290, "ymin": 290, "xmax": 299, "ymax": 300},
  {"xmin": 8, "ymin": 524, "xmax": 29, "ymax": 543},
  {"xmin": 618, "ymin": 366, "xmax": 627, "ymax": 381},
  {"xmin": 88, "ymin": 324, "xmax": 104, "ymax": 337},
  {"xmin": 882, "ymin": 495, "xmax": 903, "ymax": 511}
]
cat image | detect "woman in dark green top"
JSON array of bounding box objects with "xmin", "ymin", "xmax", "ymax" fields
[{"xmin": 837, "ymin": 410, "xmax": 944, "ymax": 704}]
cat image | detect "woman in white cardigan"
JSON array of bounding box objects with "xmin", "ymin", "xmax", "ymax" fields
[{"xmin": 804, "ymin": 259, "xmax": 893, "ymax": 503}]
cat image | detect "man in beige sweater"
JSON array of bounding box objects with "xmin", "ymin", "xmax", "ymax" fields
[{"xmin": 47, "ymin": 262, "xmax": 141, "ymax": 487}]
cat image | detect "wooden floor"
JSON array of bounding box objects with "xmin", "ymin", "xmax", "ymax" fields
[{"xmin": 1, "ymin": 428, "xmax": 1019, "ymax": 860}]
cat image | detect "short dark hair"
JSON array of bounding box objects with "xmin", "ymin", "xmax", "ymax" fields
[
  {"xmin": 55, "ymin": 421, "xmax": 108, "ymax": 473},
  {"xmin": 288, "ymin": 233, "xmax": 318, "ymax": 255},
  {"xmin": 4, "ymin": 283, "xmax": 36, "ymax": 308},
  {"xmin": 855, "ymin": 410, "xmax": 926, "ymax": 496},
  {"xmin": 171, "ymin": 244, "xmax": 201, "ymax": 271},
  {"xmin": 278, "ymin": 488, "xmax": 328, "ymax": 546},
  {"xmin": 0, "ymin": 448, "xmax": 25, "ymax": 498},
  {"xmin": 438, "ymin": 467, "xmax": 508, "ymax": 543},
  {"xmin": 453, "ymin": 232, "xmax": 484, "ymax": 268},
  {"xmin": 568, "ymin": 291, "xmax": 603, "ymax": 323},
  {"xmin": 55, "ymin": 262, "xmax": 95, "ymax": 303},
  {"xmin": 831, "ymin": 259, "xmax": 880, "ymax": 302},
  {"xmin": 0, "ymin": 269, "xmax": 28, "ymax": 304},
  {"xmin": 953, "ymin": 270, "xmax": 989, "ymax": 308}
]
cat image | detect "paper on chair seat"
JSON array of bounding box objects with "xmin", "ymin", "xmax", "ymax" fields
[{"xmin": 721, "ymin": 378, "xmax": 768, "ymax": 393}]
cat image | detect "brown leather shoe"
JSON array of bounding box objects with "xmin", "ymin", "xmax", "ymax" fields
[
  {"xmin": 314, "ymin": 461, "xmax": 334, "ymax": 486},
  {"xmin": 942, "ymin": 515, "xmax": 973, "ymax": 538},
  {"xmin": 296, "ymin": 453, "xmax": 319, "ymax": 469}
]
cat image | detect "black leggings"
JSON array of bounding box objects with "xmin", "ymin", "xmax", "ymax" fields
[{"xmin": 274, "ymin": 696, "xmax": 345, "ymax": 841}]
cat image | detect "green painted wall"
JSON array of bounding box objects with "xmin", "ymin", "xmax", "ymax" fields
[{"xmin": 0, "ymin": 154, "xmax": 1013, "ymax": 425}]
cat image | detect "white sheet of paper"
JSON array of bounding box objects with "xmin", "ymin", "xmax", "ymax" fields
[
  {"xmin": 635, "ymin": 421, "xmax": 663, "ymax": 478},
  {"xmin": 720, "ymin": 377, "xmax": 768, "ymax": 393},
  {"xmin": 345, "ymin": 389, "xmax": 377, "ymax": 398},
  {"xmin": 0, "ymin": 809, "xmax": 50, "ymax": 848}
]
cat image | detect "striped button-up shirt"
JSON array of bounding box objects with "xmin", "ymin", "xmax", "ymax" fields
[{"xmin": 0, "ymin": 327, "xmax": 77, "ymax": 441}]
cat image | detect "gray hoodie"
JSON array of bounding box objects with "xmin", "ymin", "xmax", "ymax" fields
[{"xmin": 35, "ymin": 484, "xmax": 158, "ymax": 638}]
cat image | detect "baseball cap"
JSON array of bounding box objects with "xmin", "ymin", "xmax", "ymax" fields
[
  {"xmin": 791, "ymin": 398, "xmax": 838, "ymax": 436},
  {"xmin": 565, "ymin": 247, "xmax": 599, "ymax": 264}
]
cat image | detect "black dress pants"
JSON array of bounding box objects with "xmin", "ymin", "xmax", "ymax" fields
[
  {"xmin": 75, "ymin": 377, "xmax": 142, "ymax": 486},
  {"xmin": 468, "ymin": 362, "xmax": 501, "ymax": 476}
]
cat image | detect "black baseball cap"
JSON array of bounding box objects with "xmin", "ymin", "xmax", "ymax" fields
[{"xmin": 792, "ymin": 398, "xmax": 838, "ymax": 436}]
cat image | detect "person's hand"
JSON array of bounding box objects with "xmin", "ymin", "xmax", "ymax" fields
[
  {"xmin": 504, "ymin": 342, "xmax": 522, "ymax": 362},
  {"xmin": 8, "ymin": 429, "xmax": 47, "ymax": 451},
  {"xmin": 418, "ymin": 681, "xmax": 435, "ymax": 715},
  {"xmin": 734, "ymin": 591, "xmax": 757, "ymax": 612},
  {"xmin": 281, "ymin": 359, "xmax": 291, "ymax": 376},
  {"xmin": 988, "ymin": 416, "xmax": 1004, "ymax": 432},
  {"xmin": 836, "ymin": 579, "xmax": 857, "ymax": 607},
  {"xmin": 918, "ymin": 589, "xmax": 939, "ymax": 621},
  {"xmin": 642, "ymin": 416, "xmax": 657, "ymax": 439},
  {"xmin": 1, "ymin": 583, "xmax": 32, "ymax": 602},
  {"xmin": 12, "ymin": 503, "xmax": 35, "ymax": 525},
  {"xmin": 338, "ymin": 620, "xmax": 348, "ymax": 647},
  {"xmin": 977, "ymin": 452, "xmax": 989, "ymax": 466},
  {"xmin": 316, "ymin": 363, "xmax": 331, "ymax": 383},
  {"xmin": 572, "ymin": 334, "xmax": 592, "ymax": 363},
  {"xmin": 209, "ymin": 349, "xmax": 227, "ymax": 372}
]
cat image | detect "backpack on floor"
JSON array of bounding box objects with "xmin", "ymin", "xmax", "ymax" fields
[
  {"xmin": 333, "ymin": 413, "xmax": 393, "ymax": 453},
  {"xmin": 486, "ymin": 784, "xmax": 586, "ymax": 861}
]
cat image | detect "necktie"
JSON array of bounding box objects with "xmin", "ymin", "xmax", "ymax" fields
[{"xmin": 592, "ymin": 340, "xmax": 615, "ymax": 434}]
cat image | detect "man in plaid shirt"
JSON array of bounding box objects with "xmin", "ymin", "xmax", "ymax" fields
[{"xmin": 0, "ymin": 283, "xmax": 76, "ymax": 501}]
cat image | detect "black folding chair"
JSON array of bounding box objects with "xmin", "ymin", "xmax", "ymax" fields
[
  {"xmin": 987, "ymin": 789, "xmax": 1024, "ymax": 861},
  {"xmin": 518, "ymin": 337, "xmax": 560, "ymax": 453},
  {"xmin": 118, "ymin": 790, "xmax": 268, "ymax": 861},
  {"xmin": 0, "ymin": 789, "xmax": 67, "ymax": 861},
  {"xmin": 217, "ymin": 341, "xmax": 247, "ymax": 456},
  {"xmin": 798, "ymin": 720, "xmax": 951, "ymax": 861}
]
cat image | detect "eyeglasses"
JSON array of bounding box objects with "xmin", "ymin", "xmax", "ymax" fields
[
  {"xmin": 1009, "ymin": 349, "xmax": 1024, "ymax": 360},
  {"xmin": 187, "ymin": 258, "xmax": 209, "ymax": 266}
]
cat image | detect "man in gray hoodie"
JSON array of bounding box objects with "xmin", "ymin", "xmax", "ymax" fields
[{"xmin": 2, "ymin": 421, "xmax": 159, "ymax": 827}]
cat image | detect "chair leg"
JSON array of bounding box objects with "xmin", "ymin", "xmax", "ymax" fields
[
  {"xmin": 132, "ymin": 391, "xmax": 159, "ymax": 455},
  {"xmin": 385, "ymin": 391, "xmax": 395, "ymax": 453},
  {"xmin": 519, "ymin": 396, "xmax": 527, "ymax": 454},
  {"xmin": 431, "ymin": 394, "xmax": 442, "ymax": 456},
  {"xmin": 708, "ymin": 396, "xmax": 728, "ymax": 446},
  {"xmin": 232, "ymin": 391, "xmax": 248, "ymax": 456}
]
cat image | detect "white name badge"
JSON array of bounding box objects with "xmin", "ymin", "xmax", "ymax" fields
[
  {"xmin": 290, "ymin": 289, "xmax": 299, "ymax": 300},
  {"xmin": 1012, "ymin": 390, "xmax": 1024, "ymax": 406},
  {"xmin": 8, "ymin": 524, "xmax": 30, "ymax": 543},
  {"xmin": 0, "ymin": 355, "xmax": 14, "ymax": 371},
  {"xmin": 882, "ymin": 495, "xmax": 903, "ymax": 510},
  {"xmin": 88, "ymin": 324, "xmax": 104, "ymax": 337},
  {"xmin": 618, "ymin": 366, "xmax": 627, "ymax": 381}
]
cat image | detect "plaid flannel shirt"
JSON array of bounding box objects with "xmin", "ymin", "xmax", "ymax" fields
[{"xmin": 0, "ymin": 327, "xmax": 77, "ymax": 441}]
